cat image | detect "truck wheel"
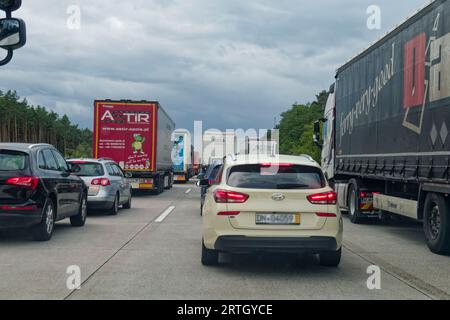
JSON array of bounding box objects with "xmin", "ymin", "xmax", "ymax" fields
[
  {"xmin": 423, "ymin": 193, "xmax": 450, "ymax": 255},
  {"xmin": 164, "ymin": 175, "xmax": 170, "ymax": 190},
  {"xmin": 319, "ymin": 248, "xmax": 342, "ymax": 267},
  {"xmin": 201, "ymin": 240, "xmax": 219, "ymax": 266},
  {"xmin": 348, "ymin": 183, "xmax": 364, "ymax": 224}
]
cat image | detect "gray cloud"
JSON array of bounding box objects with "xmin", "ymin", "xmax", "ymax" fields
[{"xmin": 0, "ymin": 0, "xmax": 429, "ymax": 131}]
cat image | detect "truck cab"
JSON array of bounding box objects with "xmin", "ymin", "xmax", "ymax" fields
[{"xmin": 314, "ymin": 85, "xmax": 335, "ymax": 182}]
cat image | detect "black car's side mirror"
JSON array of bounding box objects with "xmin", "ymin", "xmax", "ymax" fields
[
  {"xmin": 197, "ymin": 173, "xmax": 205, "ymax": 180},
  {"xmin": 69, "ymin": 163, "xmax": 81, "ymax": 174}
]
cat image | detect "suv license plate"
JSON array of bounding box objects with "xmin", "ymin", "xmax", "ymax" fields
[{"xmin": 256, "ymin": 213, "xmax": 301, "ymax": 225}]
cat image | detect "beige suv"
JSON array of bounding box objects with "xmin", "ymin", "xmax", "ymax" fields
[{"xmin": 201, "ymin": 154, "xmax": 343, "ymax": 267}]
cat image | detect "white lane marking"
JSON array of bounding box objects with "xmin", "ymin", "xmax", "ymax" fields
[
  {"xmin": 185, "ymin": 189, "xmax": 192, "ymax": 194},
  {"xmin": 155, "ymin": 206, "xmax": 176, "ymax": 223}
]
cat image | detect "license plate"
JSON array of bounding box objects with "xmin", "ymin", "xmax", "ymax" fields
[
  {"xmin": 256, "ymin": 213, "xmax": 301, "ymax": 225},
  {"xmin": 176, "ymin": 176, "xmax": 186, "ymax": 181}
]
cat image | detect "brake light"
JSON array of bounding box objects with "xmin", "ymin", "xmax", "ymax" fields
[
  {"xmin": 6, "ymin": 177, "xmax": 39, "ymax": 190},
  {"xmin": 307, "ymin": 191, "xmax": 337, "ymax": 205},
  {"xmin": 91, "ymin": 178, "xmax": 111, "ymax": 186},
  {"xmin": 218, "ymin": 211, "xmax": 241, "ymax": 216},
  {"xmin": 260, "ymin": 163, "xmax": 294, "ymax": 168},
  {"xmin": 214, "ymin": 190, "xmax": 249, "ymax": 203}
]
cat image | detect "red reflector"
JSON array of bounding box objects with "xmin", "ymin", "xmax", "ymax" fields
[
  {"xmin": 307, "ymin": 191, "xmax": 337, "ymax": 205},
  {"xmin": 6, "ymin": 177, "xmax": 39, "ymax": 190},
  {"xmin": 214, "ymin": 190, "xmax": 249, "ymax": 203},
  {"xmin": 0, "ymin": 205, "xmax": 37, "ymax": 211},
  {"xmin": 218, "ymin": 211, "xmax": 241, "ymax": 216},
  {"xmin": 316, "ymin": 212, "xmax": 337, "ymax": 217},
  {"xmin": 91, "ymin": 178, "xmax": 111, "ymax": 186}
]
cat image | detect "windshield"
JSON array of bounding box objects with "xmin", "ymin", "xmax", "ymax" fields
[
  {"xmin": 0, "ymin": 151, "xmax": 27, "ymax": 171},
  {"xmin": 69, "ymin": 162, "xmax": 104, "ymax": 177},
  {"xmin": 227, "ymin": 164, "xmax": 325, "ymax": 190}
]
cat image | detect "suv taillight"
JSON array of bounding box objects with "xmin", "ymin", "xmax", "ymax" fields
[
  {"xmin": 214, "ymin": 190, "xmax": 249, "ymax": 203},
  {"xmin": 6, "ymin": 177, "xmax": 39, "ymax": 190},
  {"xmin": 91, "ymin": 178, "xmax": 111, "ymax": 186},
  {"xmin": 307, "ymin": 191, "xmax": 337, "ymax": 205}
]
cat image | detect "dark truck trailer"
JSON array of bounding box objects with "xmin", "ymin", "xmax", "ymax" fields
[
  {"xmin": 315, "ymin": 0, "xmax": 450, "ymax": 254},
  {"xmin": 93, "ymin": 100, "xmax": 175, "ymax": 194}
]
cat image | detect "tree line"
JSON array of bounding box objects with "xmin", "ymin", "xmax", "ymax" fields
[
  {"xmin": 0, "ymin": 90, "xmax": 92, "ymax": 158},
  {"xmin": 277, "ymin": 90, "xmax": 328, "ymax": 162}
]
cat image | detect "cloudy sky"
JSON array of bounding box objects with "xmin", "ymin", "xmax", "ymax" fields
[{"xmin": 0, "ymin": 0, "xmax": 429, "ymax": 132}]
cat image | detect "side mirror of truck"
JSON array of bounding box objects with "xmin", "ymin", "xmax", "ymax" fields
[
  {"xmin": 0, "ymin": 18, "xmax": 26, "ymax": 50},
  {"xmin": 0, "ymin": 0, "xmax": 22, "ymax": 12},
  {"xmin": 313, "ymin": 121, "xmax": 323, "ymax": 147}
]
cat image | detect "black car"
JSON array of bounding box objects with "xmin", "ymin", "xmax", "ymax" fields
[
  {"xmin": 198, "ymin": 163, "xmax": 223, "ymax": 216},
  {"xmin": 0, "ymin": 143, "xmax": 88, "ymax": 241}
]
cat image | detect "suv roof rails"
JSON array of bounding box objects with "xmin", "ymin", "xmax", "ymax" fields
[{"xmin": 97, "ymin": 157, "xmax": 114, "ymax": 162}]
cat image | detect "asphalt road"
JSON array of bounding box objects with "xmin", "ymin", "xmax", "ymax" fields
[{"xmin": 0, "ymin": 181, "xmax": 449, "ymax": 300}]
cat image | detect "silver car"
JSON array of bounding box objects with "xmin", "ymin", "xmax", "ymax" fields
[{"xmin": 67, "ymin": 158, "xmax": 132, "ymax": 215}]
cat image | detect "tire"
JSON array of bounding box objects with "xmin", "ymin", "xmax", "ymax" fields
[
  {"xmin": 108, "ymin": 194, "xmax": 119, "ymax": 216},
  {"xmin": 348, "ymin": 183, "xmax": 364, "ymax": 224},
  {"xmin": 123, "ymin": 190, "xmax": 132, "ymax": 209},
  {"xmin": 423, "ymin": 193, "xmax": 450, "ymax": 255},
  {"xmin": 319, "ymin": 248, "xmax": 342, "ymax": 267},
  {"xmin": 164, "ymin": 175, "xmax": 170, "ymax": 190},
  {"xmin": 70, "ymin": 194, "xmax": 88, "ymax": 227},
  {"xmin": 201, "ymin": 240, "xmax": 219, "ymax": 266},
  {"xmin": 155, "ymin": 175, "xmax": 163, "ymax": 195},
  {"xmin": 32, "ymin": 199, "xmax": 55, "ymax": 242}
]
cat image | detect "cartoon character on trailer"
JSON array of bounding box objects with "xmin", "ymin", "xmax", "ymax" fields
[{"xmin": 132, "ymin": 134, "xmax": 146, "ymax": 154}]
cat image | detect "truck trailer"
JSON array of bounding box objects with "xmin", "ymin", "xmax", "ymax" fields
[
  {"xmin": 172, "ymin": 129, "xmax": 194, "ymax": 183},
  {"xmin": 314, "ymin": 0, "xmax": 450, "ymax": 254},
  {"xmin": 94, "ymin": 100, "xmax": 175, "ymax": 194}
]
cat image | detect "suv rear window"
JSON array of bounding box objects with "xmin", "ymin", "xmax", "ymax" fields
[
  {"xmin": 227, "ymin": 164, "xmax": 325, "ymax": 190},
  {"xmin": 0, "ymin": 151, "xmax": 27, "ymax": 171},
  {"xmin": 70, "ymin": 162, "xmax": 105, "ymax": 177}
]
